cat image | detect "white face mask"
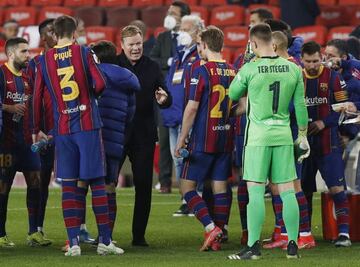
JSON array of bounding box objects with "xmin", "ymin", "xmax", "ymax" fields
[
  {"xmin": 76, "ymin": 36, "xmax": 87, "ymax": 45},
  {"xmin": 163, "ymin": 15, "xmax": 177, "ymax": 30},
  {"xmin": 177, "ymin": 31, "xmax": 192, "ymax": 47}
]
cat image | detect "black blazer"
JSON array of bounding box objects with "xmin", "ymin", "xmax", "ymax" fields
[
  {"xmin": 116, "ymin": 52, "xmax": 172, "ymax": 145},
  {"xmin": 150, "ymin": 30, "xmax": 173, "ymax": 77}
]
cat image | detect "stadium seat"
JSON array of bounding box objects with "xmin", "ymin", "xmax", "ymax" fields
[
  {"xmin": 30, "ymin": 0, "xmax": 63, "ymax": 6},
  {"xmin": 267, "ymin": 0, "xmax": 279, "ymax": 5},
  {"xmin": 327, "ymin": 26, "xmax": 354, "ymax": 41},
  {"xmin": 221, "ymin": 47, "xmax": 233, "ymax": 64},
  {"xmin": 38, "ymin": 6, "xmax": 73, "ymax": 23},
  {"xmin": 86, "ymin": 26, "xmax": 115, "ymax": 44},
  {"xmin": 246, "ymin": 4, "xmax": 281, "ymax": 21},
  {"xmin": 348, "ymin": 6, "xmax": 360, "ymax": 26},
  {"xmin": 98, "ymin": 0, "xmax": 129, "ymax": 7},
  {"xmin": 64, "ymin": 0, "xmax": 96, "ymax": 7},
  {"xmin": 0, "ymin": 10, "xmax": 3, "ymax": 25},
  {"xmin": 0, "ymin": 0, "xmax": 6, "ymax": 6},
  {"xmin": 210, "ymin": 5, "xmax": 245, "ymax": 27},
  {"xmin": 338, "ymin": 0, "xmax": 359, "ymax": 5},
  {"xmin": 106, "ymin": 7, "xmax": 139, "ymax": 28},
  {"xmin": 154, "ymin": 26, "xmax": 166, "ymax": 37},
  {"xmin": 190, "ymin": 5, "xmax": 209, "ymax": 25},
  {"xmin": 165, "ymin": 0, "xmax": 198, "ymax": 5},
  {"xmin": 293, "ymin": 25, "xmax": 327, "ymax": 46},
  {"xmin": 74, "ymin": 7, "xmax": 105, "ymax": 27},
  {"xmin": 316, "ymin": 6, "xmax": 348, "ymax": 27},
  {"xmin": 317, "ymin": 0, "xmax": 337, "ymax": 5},
  {"xmin": 223, "ymin": 26, "xmax": 248, "ymax": 48},
  {"xmin": 5, "ymin": 0, "xmax": 29, "ymax": 6},
  {"xmin": 199, "ymin": 0, "xmax": 226, "ymax": 6},
  {"xmin": 141, "ymin": 6, "xmax": 168, "ymax": 28},
  {"xmin": 4, "ymin": 7, "xmax": 37, "ymax": 27},
  {"xmin": 132, "ymin": 0, "xmax": 163, "ymax": 7}
]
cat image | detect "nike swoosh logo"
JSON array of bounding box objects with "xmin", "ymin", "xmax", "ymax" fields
[
  {"xmin": 339, "ymin": 177, "xmax": 344, "ymax": 182},
  {"xmin": 6, "ymin": 81, "xmax": 13, "ymax": 84}
]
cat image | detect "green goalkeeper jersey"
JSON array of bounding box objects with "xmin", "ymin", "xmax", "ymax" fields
[{"xmin": 229, "ymin": 56, "xmax": 308, "ymax": 146}]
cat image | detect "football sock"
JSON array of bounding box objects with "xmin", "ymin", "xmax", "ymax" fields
[
  {"xmin": 280, "ymin": 189, "xmax": 299, "ymax": 244},
  {"xmin": 237, "ymin": 179, "xmax": 248, "ymax": 231},
  {"xmin": 62, "ymin": 180, "xmax": 80, "ymax": 247},
  {"xmin": 296, "ymin": 191, "xmax": 311, "ymax": 233},
  {"xmin": 225, "ymin": 184, "xmax": 232, "ymax": 227},
  {"xmin": 304, "ymin": 192, "xmax": 313, "ymax": 227},
  {"xmin": 184, "ymin": 190, "xmax": 213, "ymax": 228},
  {"xmin": 332, "ymin": 191, "xmax": 350, "ymax": 236},
  {"xmin": 90, "ymin": 178, "xmax": 110, "ymax": 245},
  {"xmin": 272, "ymin": 194, "xmax": 285, "ymax": 233},
  {"xmin": 201, "ymin": 183, "xmax": 214, "ymax": 218},
  {"xmin": 0, "ymin": 193, "xmax": 9, "ymax": 237},
  {"xmin": 27, "ymin": 186, "xmax": 40, "ymax": 234},
  {"xmin": 38, "ymin": 167, "xmax": 51, "ymax": 229},
  {"xmin": 247, "ymin": 185, "xmax": 265, "ymax": 247},
  {"xmin": 107, "ymin": 192, "xmax": 117, "ymax": 236},
  {"xmin": 213, "ymin": 192, "xmax": 229, "ymax": 230},
  {"xmin": 76, "ymin": 185, "xmax": 88, "ymax": 227}
]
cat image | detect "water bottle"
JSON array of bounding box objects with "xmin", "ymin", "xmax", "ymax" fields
[
  {"xmin": 179, "ymin": 148, "xmax": 189, "ymax": 158},
  {"xmin": 31, "ymin": 139, "xmax": 50, "ymax": 153},
  {"xmin": 12, "ymin": 97, "xmax": 24, "ymax": 122}
]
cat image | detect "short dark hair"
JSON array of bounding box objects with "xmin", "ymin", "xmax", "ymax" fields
[
  {"xmin": 326, "ymin": 39, "xmax": 348, "ymax": 57},
  {"xmin": 38, "ymin": 18, "xmax": 54, "ymax": 35},
  {"xmin": 200, "ymin": 26, "xmax": 224, "ymax": 53},
  {"xmin": 265, "ymin": 19, "xmax": 292, "ymax": 47},
  {"xmin": 250, "ymin": 8, "xmax": 274, "ymax": 22},
  {"xmin": 5, "ymin": 37, "xmax": 28, "ymax": 55},
  {"xmin": 347, "ymin": 37, "xmax": 360, "ymax": 60},
  {"xmin": 301, "ymin": 41, "xmax": 321, "ymax": 56},
  {"xmin": 250, "ymin": 23, "xmax": 272, "ymax": 43},
  {"xmin": 91, "ymin": 40, "xmax": 117, "ymax": 64},
  {"xmin": 54, "ymin": 15, "xmax": 77, "ymax": 39},
  {"xmin": 171, "ymin": 1, "xmax": 191, "ymax": 17}
]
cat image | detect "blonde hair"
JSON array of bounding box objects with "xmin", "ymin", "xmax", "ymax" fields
[
  {"xmin": 121, "ymin": 25, "xmax": 143, "ymax": 42},
  {"xmin": 272, "ymin": 31, "xmax": 288, "ymax": 51}
]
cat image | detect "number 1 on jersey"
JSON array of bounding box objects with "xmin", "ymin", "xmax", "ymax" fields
[{"xmin": 269, "ymin": 81, "xmax": 280, "ymax": 114}]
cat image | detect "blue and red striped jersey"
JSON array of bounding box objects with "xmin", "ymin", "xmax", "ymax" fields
[
  {"xmin": 183, "ymin": 58, "xmax": 205, "ymax": 107},
  {"xmin": 188, "ymin": 60, "xmax": 236, "ymax": 153},
  {"xmin": 0, "ymin": 63, "xmax": 33, "ymax": 147},
  {"xmin": 32, "ymin": 43, "xmax": 105, "ymax": 135},
  {"xmin": 27, "ymin": 54, "xmax": 54, "ymax": 134},
  {"xmin": 304, "ymin": 65, "xmax": 348, "ymax": 155}
]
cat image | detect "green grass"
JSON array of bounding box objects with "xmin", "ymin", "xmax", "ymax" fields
[{"xmin": 1, "ymin": 188, "xmax": 359, "ymax": 267}]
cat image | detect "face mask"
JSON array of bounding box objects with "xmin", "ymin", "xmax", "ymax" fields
[
  {"xmin": 76, "ymin": 36, "xmax": 87, "ymax": 45},
  {"xmin": 163, "ymin": 15, "xmax": 177, "ymax": 30},
  {"xmin": 177, "ymin": 31, "xmax": 192, "ymax": 47}
]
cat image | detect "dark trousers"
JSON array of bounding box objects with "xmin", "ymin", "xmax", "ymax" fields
[
  {"xmin": 158, "ymin": 125, "xmax": 172, "ymax": 187},
  {"xmin": 120, "ymin": 140, "xmax": 155, "ymax": 241}
]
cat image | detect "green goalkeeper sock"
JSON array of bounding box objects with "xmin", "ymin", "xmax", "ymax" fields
[
  {"xmin": 247, "ymin": 185, "xmax": 265, "ymax": 247},
  {"xmin": 280, "ymin": 189, "xmax": 299, "ymax": 244}
]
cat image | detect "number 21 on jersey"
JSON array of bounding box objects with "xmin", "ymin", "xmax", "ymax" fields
[{"xmin": 210, "ymin": 85, "xmax": 232, "ymax": 118}]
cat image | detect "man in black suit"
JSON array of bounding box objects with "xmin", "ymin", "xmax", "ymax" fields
[
  {"xmin": 150, "ymin": 1, "xmax": 191, "ymax": 195},
  {"xmin": 117, "ymin": 25, "xmax": 172, "ymax": 247}
]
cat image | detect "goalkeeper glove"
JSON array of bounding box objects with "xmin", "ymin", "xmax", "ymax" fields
[{"xmin": 294, "ymin": 128, "xmax": 310, "ymax": 163}]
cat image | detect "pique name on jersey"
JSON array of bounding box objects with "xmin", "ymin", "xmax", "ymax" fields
[
  {"xmin": 305, "ymin": 96, "xmax": 328, "ymax": 106},
  {"xmin": 54, "ymin": 49, "xmax": 72, "ymax": 61},
  {"xmin": 257, "ymin": 64, "xmax": 289, "ymax": 74}
]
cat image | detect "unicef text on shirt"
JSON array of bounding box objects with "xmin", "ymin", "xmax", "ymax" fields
[
  {"xmin": 212, "ymin": 124, "xmax": 231, "ymax": 131},
  {"xmin": 62, "ymin": 104, "xmax": 87, "ymax": 114}
]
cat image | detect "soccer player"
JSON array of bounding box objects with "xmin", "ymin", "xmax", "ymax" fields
[
  {"xmin": 0, "ymin": 37, "xmax": 43, "ymax": 247},
  {"xmin": 26, "ymin": 18, "xmax": 56, "ymax": 246},
  {"xmin": 92, "ymin": 40, "xmax": 140, "ymax": 239},
  {"xmin": 175, "ymin": 25, "xmax": 236, "ymax": 251},
  {"xmin": 227, "ymin": 24, "xmax": 309, "ymax": 260},
  {"xmin": 263, "ymin": 31, "xmax": 314, "ymax": 250},
  {"xmin": 300, "ymin": 41, "xmax": 351, "ymax": 247},
  {"xmin": 32, "ymin": 15, "xmax": 123, "ymax": 256}
]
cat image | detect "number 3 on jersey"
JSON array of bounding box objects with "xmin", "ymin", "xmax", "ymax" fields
[
  {"xmin": 57, "ymin": 66, "xmax": 80, "ymax": 101},
  {"xmin": 210, "ymin": 85, "xmax": 231, "ymax": 118}
]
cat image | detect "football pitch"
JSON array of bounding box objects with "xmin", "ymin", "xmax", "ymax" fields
[{"xmin": 1, "ymin": 188, "xmax": 359, "ymax": 267}]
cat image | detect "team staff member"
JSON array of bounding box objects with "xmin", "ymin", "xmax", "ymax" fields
[{"xmin": 116, "ymin": 25, "xmax": 172, "ymax": 247}]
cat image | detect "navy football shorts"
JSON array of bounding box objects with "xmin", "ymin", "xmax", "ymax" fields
[{"xmin": 233, "ymin": 134, "xmax": 244, "ymax": 168}]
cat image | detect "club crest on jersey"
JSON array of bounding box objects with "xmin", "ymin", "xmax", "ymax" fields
[{"xmin": 320, "ymin": 82, "xmax": 328, "ymax": 91}]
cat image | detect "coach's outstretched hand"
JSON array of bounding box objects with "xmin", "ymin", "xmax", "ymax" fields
[
  {"xmin": 155, "ymin": 87, "xmax": 168, "ymax": 105},
  {"xmin": 294, "ymin": 128, "xmax": 310, "ymax": 164}
]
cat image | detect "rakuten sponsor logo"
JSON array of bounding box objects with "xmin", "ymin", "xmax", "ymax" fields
[
  {"xmin": 305, "ymin": 96, "xmax": 328, "ymax": 106},
  {"xmin": 6, "ymin": 92, "xmax": 28, "ymax": 102},
  {"xmin": 62, "ymin": 104, "xmax": 87, "ymax": 114}
]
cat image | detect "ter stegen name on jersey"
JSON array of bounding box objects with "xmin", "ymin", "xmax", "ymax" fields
[{"xmin": 257, "ymin": 64, "xmax": 290, "ymax": 74}]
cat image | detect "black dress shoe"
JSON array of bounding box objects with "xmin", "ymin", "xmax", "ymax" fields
[{"xmin": 132, "ymin": 239, "xmax": 149, "ymax": 247}]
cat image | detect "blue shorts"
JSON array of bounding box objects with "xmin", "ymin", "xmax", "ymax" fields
[
  {"xmin": 181, "ymin": 151, "xmax": 232, "ymax": 182},
  {"xmin": 40, "ymin": 144, "xmax": 55, "ymax": 171},
  {"xmin": 105, "ymin": 155, "xmax": 120, "ymax": 184},
  {"xmin": 54, "ymin": 129, "xmax": 106, "ymax": 180},
  {"xmin": 0, "ymin": 145, "xmax": 40, "ymax": 182},
  {"xmin": 302, "ymin": 151, "xmax": 345, "ymax": 192},
  {"xmin": 233, "ymin": 135, "xmax": 244, "ymax": 168}
]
